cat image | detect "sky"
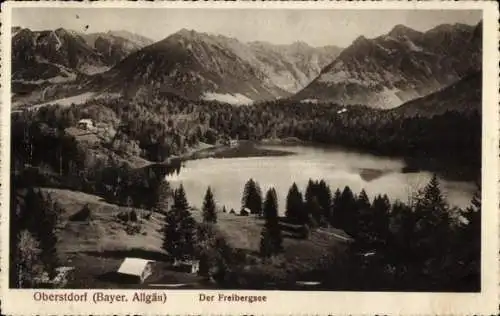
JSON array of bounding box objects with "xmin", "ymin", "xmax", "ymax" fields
[{"xmin": 12, "ymin": 8, "xmax": 482, "ymax": 47}]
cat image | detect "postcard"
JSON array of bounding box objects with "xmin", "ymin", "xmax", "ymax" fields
[{"xmin": 1, "ymin": 1, "xmax": 498, "ymax": 315}]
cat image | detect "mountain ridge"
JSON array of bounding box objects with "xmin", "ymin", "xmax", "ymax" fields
[
  {"xmin": 86, "ymin": 28, "xmax": 342, "ymax": 103},
  {"xmin": 391, "ymin": 71, "xmax": 481, "ymax": 118},
  {"xmin": 294, "ymin": 21, "xmax": 482, "ymax": 109}
]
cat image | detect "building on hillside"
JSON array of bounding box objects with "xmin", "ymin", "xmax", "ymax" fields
[
  {"xmin": 337, "ymin": 108, "xmax": 348, "ymax": 115},
  {"xmin": 116, "ymin": 258, "xmax": 154, "ymax": 283},
  {"xmin": 52, "ymin": 267, "xmax": 75, "ymax": 287},
  {"xmin": 173, "ymin": 259, "xmax": 200, "ymax": 274},
  {"xmin": 229, "ymin": 140, "xmax": 239, "ymax": 147},
  {"xmin": 77, "ymin": 119, "xmax": 95, "ymax": 131},
  {"xmin": 240, "ymin": 207, "xmax": 251, "ymax": 216}
]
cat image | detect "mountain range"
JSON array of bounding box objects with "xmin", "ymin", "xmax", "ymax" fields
[
  {"xmin": 12, "ymin": 27, "xmax": 153, "ymax": 83},
  {"xmin": 295, "ymin": 22, "xmax": 482, "ymax": 108},
  {"xmin": 11, "ymin": 21, "xmax": 481, "ymax": 111},
  {"xmin": 11, "ymin": 27, "xmax": 341, "ymax": 105},
  {"xmin": 92, "ymin": 29, "xmax": 342, "ymax": 103}
]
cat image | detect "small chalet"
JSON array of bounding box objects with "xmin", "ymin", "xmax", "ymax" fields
[
  {"xmin": 77, "ymin": 119, "xmax": 95, "ymax": 131},
  {"xmin": 173, "ymin": 259, "xmax": 200, "ymax": 274},
  {"xmin": 240, "ymin": 207, "xmax": 251, "ymax": 216},
  {"xmin": 117, "ymin": 258, "xmax": 154, "ymax": 283},
  {"xmin": 229, "ymin": 140, "xmax": 239, "ymax": 147}
]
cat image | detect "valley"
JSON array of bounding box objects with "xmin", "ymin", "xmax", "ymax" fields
[{"xmin": 9, "ymin": 15, "xmax": 482, "ymax": 292}]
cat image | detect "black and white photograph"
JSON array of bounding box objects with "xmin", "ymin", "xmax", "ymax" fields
[{"xmin": 1, "ymin": 2, "xmax": 498, "ymax": 314}]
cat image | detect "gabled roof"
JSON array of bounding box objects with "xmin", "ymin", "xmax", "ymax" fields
[
  {"xmin": 117, "ymin": 258, "xmax": 152, "ymax": 276},
  {"xmin": 78, "ymin": 119, "xmax": 93, "ymax": 124}
]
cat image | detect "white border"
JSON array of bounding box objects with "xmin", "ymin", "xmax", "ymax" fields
[{"xmin": 1, "ymin": 1, "xmax": 498, "ymax": 315}]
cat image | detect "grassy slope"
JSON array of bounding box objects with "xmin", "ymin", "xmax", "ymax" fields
[
  {"xmin": 43, "ymin": 188, "xmax": 348, "ymax": 288},
  {"xmin": 42, "ymin": 188, "xmax": 166, "ymax": 288}
]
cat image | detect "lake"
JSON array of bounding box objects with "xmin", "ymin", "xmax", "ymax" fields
[{"xmin": 166, "ymin": 145, "xmax": 476, "ymax": 214}]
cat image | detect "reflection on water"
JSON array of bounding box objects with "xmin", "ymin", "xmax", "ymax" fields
[{"xmin": 165, "ymin": 145, "xmax": 475, "ymax": 215}]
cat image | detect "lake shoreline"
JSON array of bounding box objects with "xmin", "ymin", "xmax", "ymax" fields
[
  {"xmin": 181, "ymin": 139, "xmax": 298, "ymax": 160},
  {"xmin": 175, "ymin": 137, "xmax": 479, "ymax": 183}
]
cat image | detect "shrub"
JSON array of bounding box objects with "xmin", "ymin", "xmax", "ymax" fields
[
  {"xmin": 69, "ymin": 204, "xmax": 91, "ymax": 222},
  {"xmin": 129, "ymin": 210, "xmax": 138, "ymax": 222}
]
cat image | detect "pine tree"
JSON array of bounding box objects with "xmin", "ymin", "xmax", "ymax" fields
[
  {"xmin": 306, "ymin": 196, "xmax": 323, "ymax": 227},
  {"xmin": 253, "ymin": 181, "xmax": 263, "ymax": 216},
  {"xmin": 154, "ymin": 180, "xmax": 171, "ymax": 213},
  {"xmin": 335, "ymin": 186, "xmax": 357, "ymax": 234},
  {"xmin": 330, "ymin": 188, "xmax": 342, "ymax": 226},
  {"xmin": 371, "ymin": 194, "xmax": 391, "ymax": 246},
  {"xmin": 285, "ymin": 182, "xmax": 304, "ymax": 224},
  {"xmin": 388, "ymin": 201, "xmax": 415, "ymax": 261},
  {"xmin": 241, "ymin": 179, "xmax": 263, "ymax": 215},
  {"xmin": 163, "ymin": 183, "xmax": 196, "ymax": 261},
  {"xmin": 263, "ymin": 188, "xmax": 279, "ymax": 221},
  {"xmin": 357, "ymin": 189, "xmax": 374, "ymax": 246},
  {"xmin": 413, "ymin": 174, "xmax": 450, "ymax": 259},
  {"xmin": 317, "ymin": 180, "xmax": 332, "ymax": 222},
  {"xmin": 305, "ymin": 179, "xmax": 323, "ymax": 225},
  {"xmin": 419, "ymin": 174, "xmax": 447, "ymax": 213},
  {"xmin": 455, "ymin": 185, "xmax": 481, "ymax": 288},
  {"xmin": 202, "ymin": 186, "xmax": 217, "ymax": 223},
  {"xmin": 22, "ymin": 189, "xmax": 59, "ymax": 276},
  {"xmin": 173, "ymin": 184, "xmax": 189, "ymax": 211},
  {"xmin": 464, "ymin": 188, "xmax": 481, "ymax": 233},
  {"xmin": 260, "ymin": 187, "xmax": 283, "ymax": 257},
  {"xmin": 357, "ymin": 189, "xmax": 371, "ymax": 210},
  {"xmin": 304, "ymin": 179, "xmax": 316, "ymax": 205},
  {"xmin": 241, "ymin": 179, "xmax": 254, "ymax": 211}
]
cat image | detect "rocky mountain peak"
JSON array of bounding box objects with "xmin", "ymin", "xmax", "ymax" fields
[
  {"xmin": 352, "ymin": 35, "xmax": 369, "ymax": 45},
  {"xmin": 388, "ymin": 24, "xmax": 422, "ymax": 39},
  {"xmin": 294, "ymin": 22, "xmax": 481, "ymax": 109}
]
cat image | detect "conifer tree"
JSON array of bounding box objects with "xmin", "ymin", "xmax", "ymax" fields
[
  {"xmin": 334, "ymin": 186, "xmax": 357, "ymax": 234},
  {"xmin": 260, "ymin": 187, "xmax": 283, "ymax": 257},
  {"xmin": 464, "ymin": 188, "xmax": 481, "ymax": 234},
  {"xmin": 154, "ymin": 180, "xmax": 171, "ymax": 213},
  {"xmin": 456, "ymin": 185, "xmax": 481, "ymax": 286},
  {"xmin": 241, "ymin": 179, "xmax": 263, "ymax": 215},
  {"xmin": 330, "ymin": 188, "xmax": 342, "ymax": 226},
  {"xmin": 304, "ymin": 179, "xmax": 316, "ymax": 205},
  {"xmin": 173, "ymin": 184, "xmax": 189, "ymax": 211},
  {"xmin": 389, "ymin": 200, "xmax": 415, "ymax": 255},
  {"xmin": 305, "ymin": 179, "xmax": 323, "ymax": 225},
  {"xmin": 317, "ymin": 180, "xmax": 332, "ymax": 221},
  {"xmin": 413, "ymin": 174, "xmax": 450, "ymax": 259},
  {"xmin": 285, "ymin": 182, "xmax": 304, "ymax": 224},
  {"xmin": 419, "ymin": 174, "xmax": 447, "ymax": 213},
  {"xmin": 22, "ymin": 188, "xmax": 59, "ymax": 276},
  {"xmin": 163, "ymin": 184, "xmax": 196, "ymax": 261},
  {"xmin": 357, "ymin": 189, "xmax": 375, "ymax": 246},
  {"xmin": 357, "ymin": 189, "xmax": 371, "ymax": 210},
  {"xmin": 371, "ymin": 194, "xmax": 391, "ymax": 246},
  {"xmin": 263, "ymin": 187, "xmax": 279, "ymax": 221},
  {"xmin": 307, "ymin": 196, "xmax": 323, "ymax": 227},
  {"xmin": 202, "ymin": 186, "xmax": 217, "ymax": 223}
]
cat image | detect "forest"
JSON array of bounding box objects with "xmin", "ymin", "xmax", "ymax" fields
[
  {"xmin": 10, "ymin": 168, "xmax": 480, "ymax": 291},
  {"xmin": 15, "ymin": 94, "xmax": 481, "ymax": 171},
  {"xmin": 9, "ymin": 93, "xmax": 481, "ymax": 291},
  {"xmin": 237, "ymin": 177, "xmax": 480, "ymax": 291}
]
